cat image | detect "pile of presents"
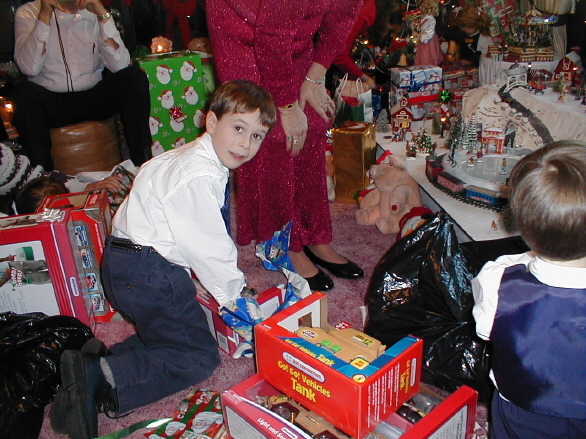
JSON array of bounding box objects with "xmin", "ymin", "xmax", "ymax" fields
[{"xmin": 147, "ymin": 292, "xmax": 479, "ymax": 439}]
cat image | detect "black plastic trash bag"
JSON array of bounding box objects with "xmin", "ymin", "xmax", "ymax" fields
[
  {"xmin": 0, "ymin": 312, "xmax": 93, "ymax": 439},
  {"xmin": 364, "ymin": 211, "xmax": 528, "ymax": 403}
]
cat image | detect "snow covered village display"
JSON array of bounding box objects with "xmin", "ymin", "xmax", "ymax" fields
[{"xmin": 424, "ymin": 81, "xmax": 586, "ymax": 210}]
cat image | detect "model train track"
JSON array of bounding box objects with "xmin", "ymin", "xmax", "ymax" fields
[{"xmin": 426, "ymin": 170, "xmax": 507, "ymax": 212}]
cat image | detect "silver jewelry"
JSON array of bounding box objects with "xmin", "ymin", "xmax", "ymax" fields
[
  {"xmin": 293, "ymin": 139, "xmax": 299, "ymax": 144},
  {"xmin": 97, "ymin": 12, "xmax": 111, "ymax": 21},
  {"xmin": 305, "ymin": 76, "xmax": 325, "ymax": 85}
]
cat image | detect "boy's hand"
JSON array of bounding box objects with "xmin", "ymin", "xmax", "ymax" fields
[
  {"xmin": 85, "ymin": 176, "xmax": 123, "ymax": 193},
  {"xmin": 219, "ymin": 291, "xmax": 262, "ymax": 342}
]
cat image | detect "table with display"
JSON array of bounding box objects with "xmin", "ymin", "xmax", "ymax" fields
[{"xmin": 377, "ymin": 131, "xmax": 515, "ymax": 243}]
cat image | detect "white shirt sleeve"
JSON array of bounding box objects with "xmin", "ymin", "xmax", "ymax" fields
[
  {"xmin": 162, "ymin": 175, "xmax": 244, "ymax": 306},
  {"xmin": 97, "ymin": 18, "xmax": 130, "ymax": 73},
  {"xmin": 472, "ymin": 252, "xmax": 533, "ymax": 340},
  {"xmin": 14, "ymin": 3, "xmax": 49, "ymax": 77}
]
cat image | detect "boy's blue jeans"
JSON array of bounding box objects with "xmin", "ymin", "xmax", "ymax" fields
[{"xmin": 101, "ymin": 237, "xmax": 220, "ymax": 413}]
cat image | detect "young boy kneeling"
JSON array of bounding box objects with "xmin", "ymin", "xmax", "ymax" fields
[
  {"xmin": 52, "ymin": 80, "xmax": 277, "ymax": 439},
  {"xmin": 472, "ymin": 140, "xmax": 586, "ymax": 439}
]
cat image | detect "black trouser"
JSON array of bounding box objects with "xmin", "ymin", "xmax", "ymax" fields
[{"xmin": 8, "ymin": 65, "xmax": 152, "ymax": 170}]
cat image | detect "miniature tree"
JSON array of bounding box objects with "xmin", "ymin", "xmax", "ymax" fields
[
  {"xmin": 376, "ymin": 109, "xmax": 391, "ymax": 133},
  {"xmin": 431, "ymin": 113, "xmax": 442, "ymax": 135},
  {"xmin": 419, "ymin": 128, "xmax": 433, "ymax": 155}
]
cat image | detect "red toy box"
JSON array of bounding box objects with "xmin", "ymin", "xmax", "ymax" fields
[
  {"xmin": 255, "ymin": 293, "xmax": 423, "ymax": 439},
  {"xmin": 222, "ymin": 375, "xmax": 478, "ymax": 439},
  {"xmin": 37, "ymin": 190, "xmax": 115, "ymax": 322},
  {"xmin": 0, "ymin": 211, "xmax": 90, "ymax": 326},
  {"xmin": 196, "ymin": 286, "xmax": 286, "ymax": 357},
  {"xmin": 384, "ymin": 384, "xmax": 478, "ymax": 439}
]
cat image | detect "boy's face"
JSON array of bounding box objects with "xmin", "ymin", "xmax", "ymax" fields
[{"xmin": 206, "ymin": 109, "xmax": 269, "ymax": 170}]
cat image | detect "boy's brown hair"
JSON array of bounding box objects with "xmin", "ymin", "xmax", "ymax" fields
[
  {"xmin": 15, "ymin": 176, "xmax": 68, "ymax": 214},
  {"xmin": 509, "ymin": 140, "xmax": 586, "ymax": 261},
  {"xmin": 209, "ymin": 80, "xmax": 277, "ymax": 130}
]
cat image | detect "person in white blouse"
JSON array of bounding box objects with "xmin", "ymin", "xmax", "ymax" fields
[
  {"xmin": 472, "ymin": 140, "xmax": 586, "ymax": 439},
  {"xmin": 9, "ymin": 0, "xmax": 152, "ymax": 170},
  {"xmin": 50, "ymin": 80, "xmax": 277, "ymax": 439}
]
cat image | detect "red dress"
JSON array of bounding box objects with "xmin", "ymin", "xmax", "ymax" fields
[{"xmin": 207, "ymin": 0, "xmax": 362, "ymax": 251}]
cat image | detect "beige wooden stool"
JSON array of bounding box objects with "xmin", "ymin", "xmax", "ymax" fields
[{"xmin": 50, "ymin": 116, "xmax": 121, "ymax": 175}]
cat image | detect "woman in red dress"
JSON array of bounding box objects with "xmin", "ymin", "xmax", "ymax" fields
[{"xmin": 207, "ymin": 0, "xmax": 364, "ymax": 290}]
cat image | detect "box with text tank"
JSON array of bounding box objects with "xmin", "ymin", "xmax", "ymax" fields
[
  {"xmin": 136, "ymin": 51, "xmax": 211, "ymax": 155},
  {"xmin": 255, "ymin": 292, "xmax": 422, "ymax": 439},
  {"xmin": 37, "ymin": 190, "xmax": 116, "ymax": 323},
  {"xmin": 196, "ymin": 285, "xmax": 286, "ymax": 357},
  {"xmin": 0, "ymin": 211, "xmax": 90, "ymax": 327}
]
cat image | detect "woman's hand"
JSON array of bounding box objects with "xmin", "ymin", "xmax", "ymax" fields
[
  {"xmin": 279, "ymin": 101, "xmax": 307, "ymax": 156},
  {"xmin": 299, "ymin": 79, "xmax": 335, "ymax": 123},
  {"xmin": 85, "ymin": 176, "xmax": 123, "ymax": 193}
]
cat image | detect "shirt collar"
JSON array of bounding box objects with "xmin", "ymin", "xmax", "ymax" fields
[
  {"xmin": 199, "ymin": 132, "xmax": 228, "ymax": 177},
  {"xmin": 529, "ymin": 255, "xmax": 586, "ymax": 289}
]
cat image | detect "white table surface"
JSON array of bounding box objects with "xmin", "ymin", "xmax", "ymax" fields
[{"xmin": 376, "ymin": 129, "xmax": 517, "ymax": 242}]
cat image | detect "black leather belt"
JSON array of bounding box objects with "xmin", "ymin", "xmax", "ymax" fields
[{"xmin": 109, "ymin": 237, "xmax": 158, "ymax": 253}]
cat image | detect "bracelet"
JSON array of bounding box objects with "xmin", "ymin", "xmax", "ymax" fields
[{"xmin": 305, "ymin": 76, "xmax": 325, "ymax": 85}]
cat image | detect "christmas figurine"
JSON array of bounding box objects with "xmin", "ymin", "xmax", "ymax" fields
[{"xmin": 414, "ymin": 0, "xmax": 444, "ymax": 66}]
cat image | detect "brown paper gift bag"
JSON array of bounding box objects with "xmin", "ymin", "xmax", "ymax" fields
[{"xmin": 331, "ymin": 121, "xmax": 376, "ymax": 203}]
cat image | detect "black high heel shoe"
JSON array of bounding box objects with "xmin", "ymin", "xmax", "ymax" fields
[
  {"xmin": 304, "ymin": 268, "xmax": 334, "ymax": 291},
  {"xmin": 304, "ymin": 247, "xmax": 364, "ymax": 279}
]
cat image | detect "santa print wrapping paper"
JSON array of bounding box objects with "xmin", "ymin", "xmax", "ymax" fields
[{"xmin": 137, "ymin": 52, "xmax": 207, "ymax": 155}]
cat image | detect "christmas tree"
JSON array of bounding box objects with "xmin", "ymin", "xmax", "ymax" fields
[
  {"xmin": 418, "ymin": 128, "xmax": 433, "ymax": 155},
  {"xmin": 376, "ymin": 109, "xmax": 391, "ymax": 133}
]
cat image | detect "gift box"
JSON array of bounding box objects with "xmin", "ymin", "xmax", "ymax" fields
[
  {"xmin": 331, "ymin": 121, "xmax": 377, "ymax": 203},
  {"xmin": 381, "ymin": 384, "xmax": 477, "ymax": 439},
  {"xmin": 255, "ymin": 292, "xmax": 422, "ymax": 439},
  {"xmin": 196, "ymin": 286, "xmax": 286, "ymax": 357},
  {"xmin": 391, "ymin": 66, "xmax": 443, "ymax": 91},
  {"xmin": 37, "ymin": 190, "xmax": 115, "ymax": 323},
  {"xmin": 136, "ymin": 51, "xmax": 208, "ymax": 155},
  {"xmin": 0, "ymin": 211, "xmax": 90, "ymax": 327}
]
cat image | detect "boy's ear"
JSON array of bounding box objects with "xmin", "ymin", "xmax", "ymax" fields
[{"xmin": 206, "ymin": 111, "xmax": 217, "ymax": 133}]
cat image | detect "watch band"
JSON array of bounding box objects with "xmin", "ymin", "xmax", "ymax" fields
[{"xmin": 97, "ymin": 12, "xmax": 111, "ymax": 21}]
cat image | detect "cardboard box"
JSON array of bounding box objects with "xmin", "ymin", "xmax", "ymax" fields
[
  {"xmin": 37, "ymin": 190, "xmax": 116, "ymax": 323},
  {"xmin": 0, "ymin": 211, "xmax": 90, "ymax": 327},
  {"xmin": 331, "ymin": 121, "xmax": 377, "ymax": 203},
  {"xmin": 222, "ymin": 374, "xmax": 350, "ymax": 439},
  {"xmin": 136, "ymin": 51, "xmax": 208, "ymax": 155},
  {"xmin": 384, "ymin": 384, "xmax": 478, "ymax": 439},
  {"xmin": 197, "ymin": 286, "xmax": 286, "ymax": 356},
  {"xmin": 255, "ymin": 293, "xmax": 423, "ymax": 439}
]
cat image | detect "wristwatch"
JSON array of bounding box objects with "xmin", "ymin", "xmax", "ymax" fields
[{"xmin": 97, "ymin": 11, "xmax": 111, "ymax": 21}]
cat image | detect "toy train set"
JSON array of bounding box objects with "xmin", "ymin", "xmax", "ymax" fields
[{"xmin": 425, "ymin": 154, "xmax": 509, "ymax": 211}]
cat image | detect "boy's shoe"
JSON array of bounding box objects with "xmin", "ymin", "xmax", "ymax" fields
[
  {"xmin": 81, "ymin": 338, "xmax": 112, "ymax": 357},
  {"xmin": 51, "ymin": 350, "xmax": 115, "ymax": 439}
]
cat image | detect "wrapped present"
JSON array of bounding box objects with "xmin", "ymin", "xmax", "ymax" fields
[
  {"xmin": 391, "ymin": 65, "xmax": 443, "ymax": 91},
  {"xmin": 136, "ymin": 51, "xmax": 209, "ymax": 155},
  {"xmin": 146, "ymin": 389, "xmax": 226, "ymax": 439},
  {"xmin": 331, "ymin": 121, "xmax": 376, "ymax": 203}
]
